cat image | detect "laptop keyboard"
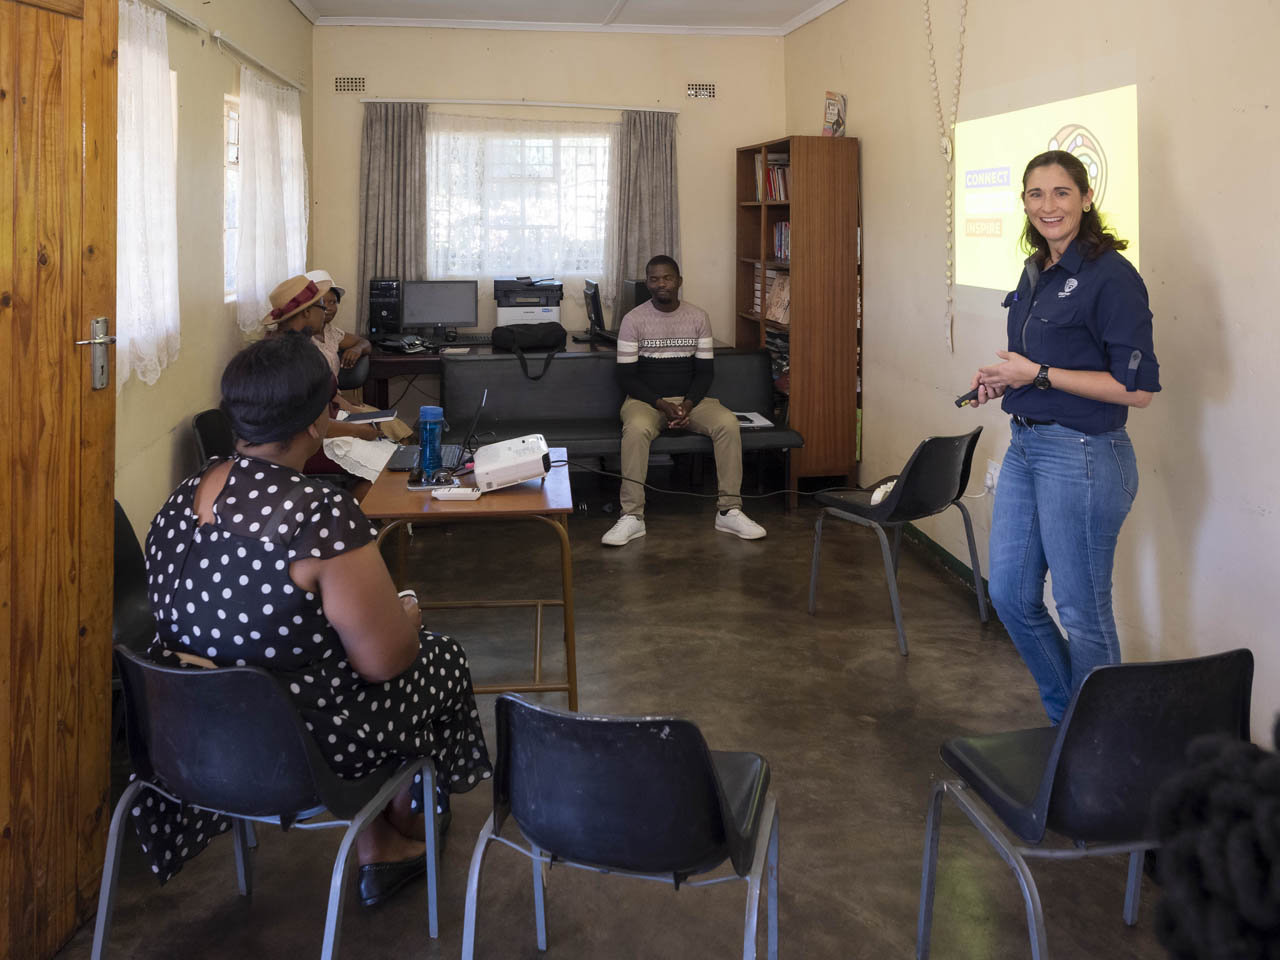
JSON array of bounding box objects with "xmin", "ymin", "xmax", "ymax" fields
[{"xmin": 448, "ymin": 334, "xmax": 492, "ymax": 346}]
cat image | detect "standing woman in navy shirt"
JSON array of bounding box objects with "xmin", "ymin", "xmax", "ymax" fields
[{"xmin": 968, "ymin": 150, "xmax": 1160, "ymax": 723}]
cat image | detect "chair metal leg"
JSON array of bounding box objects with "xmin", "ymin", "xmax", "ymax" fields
[
  {"xmin": 1123, "ymin": 850, "xmax": 1144, "ymax": 925},
  {"xmin": 766, "ymin": 806, "xmax": 780, "ymax": 960},
  {"xmin": 890, "ymin": 524, "xmax": 903, "ymax": 576},
  {"xmin": 245, "ymin": 820, "xmax": 258, "ymax": 849},
  {"xmin": 807, "ymin": 511, "xmax": 826, "ymax": 615},
  {"xmin": 945, "ymin": 784, "xmax": 1050, "ymax": 960},
  {"xmin": 869, "ymin": 521, "xmax": 909, "ymax": 656},
  {"xmin": 916, "ymin": 779, "xmax": 946, "ymax": 960},
  {"xmin": 232, "ymin": 818, "xmax": 253, "ymax": 897},
  {"xmin": 953, "ymin": 501, "xmax": 989, "ymax": 623},
  {"xmin": 321, "ymin": 761, "xmax": 434, "ymax": 960},
  {"xmin": 462, "ymin": 813, "xmax": 498, "ymax": 960},
  {"xmin": 741, "ymin": 794, "xmax": 779, "ymax": 960},
  {"xmin": 91, "ymin": 779, "xmax": 147, "ymax": 960},
  {"xmin": 531, "ymin": 842, "xmax": 548, "ymax": 951},
  {"xmin": 423, "ymin": 763, "xmax": 440, "ymax": 939}
]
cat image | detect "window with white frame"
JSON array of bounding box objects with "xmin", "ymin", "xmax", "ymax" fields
[
  {"xmin": 223, "ymin": 96, "xmax": 240, "ymax": 299},
  {"xmin": 426, "ymin": 114, "xmax": 617, "ymax": 281}
]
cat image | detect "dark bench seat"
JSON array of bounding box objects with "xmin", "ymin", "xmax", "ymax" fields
[{"xmin": 439, "ymin": 349, "xmax": 803, "ymax": 459}]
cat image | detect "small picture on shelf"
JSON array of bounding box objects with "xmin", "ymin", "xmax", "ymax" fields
[{"xmin": 822, "ymin": 91, "xmax": 847, "ymax": 138}]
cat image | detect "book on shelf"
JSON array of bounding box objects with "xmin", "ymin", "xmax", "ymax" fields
[
  {"xmin": 764, "ymin": 163, "xmax": 790, "ymax": 201},
  {"xmin": 764, "ymin": 275, "xmax": 791, "ymax": 325},
  {"xmin": 772, "ymin": 221, "xmax": 791, "ymax": 261},
  {"xmin": 753, "ymin": 154, "xmax": 763, "ymax": 201},
  {"xmin": 822, "ymin": 90, "xmax": 847, "ymax": 137}
]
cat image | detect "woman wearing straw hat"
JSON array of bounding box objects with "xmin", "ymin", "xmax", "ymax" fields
[{"xmin": 305, "ymin": 268, "xmax": 372, "ymax": 374}]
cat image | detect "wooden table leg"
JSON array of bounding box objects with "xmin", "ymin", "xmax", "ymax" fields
[{"xmin": 534, "ymin": 514, "xmax": 577, "ymax": 711}]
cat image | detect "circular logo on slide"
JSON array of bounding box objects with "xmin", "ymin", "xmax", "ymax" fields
[{"xmin": 1049, "ymin": 124, "xmax": 1108, "ymax": 208}]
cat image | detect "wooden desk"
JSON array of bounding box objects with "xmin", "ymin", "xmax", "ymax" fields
[
  {"xmin": 363, "ymin": 336, "xmax": 616, "ymax": 407},
  {"xmin": 360, "ymin": 448, "xmax": 578, "ymax": 710}
]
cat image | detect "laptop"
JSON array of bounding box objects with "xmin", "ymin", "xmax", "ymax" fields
[{"xmin": 388, "ymin": 388, "xmax": 488, "ymax": 473}]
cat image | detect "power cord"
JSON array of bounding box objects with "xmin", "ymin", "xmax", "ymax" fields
[
  {"xmin": 551, "ymin": 458, "xmax": 859, "ymax": 501},
  {"xmin": 390, "ymin": 375, "xmax": 438, "ymax": 410}
]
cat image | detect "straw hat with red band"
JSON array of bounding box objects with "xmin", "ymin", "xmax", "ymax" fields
[{"xmin": 262, "ymin": 274, "xmax": 332, "ymax": 326}]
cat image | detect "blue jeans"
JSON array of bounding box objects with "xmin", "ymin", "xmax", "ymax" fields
[{"xmin": 988, "ymin": 420, "xmax": 1138, "ymax": 723}]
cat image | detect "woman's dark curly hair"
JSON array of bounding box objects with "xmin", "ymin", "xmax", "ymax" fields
[
  {"xmin": 220, "ymin": 332, "xmax": 333, "ymax": 447},
  {"xmin": 1020, "ymin": 150, "xmax": 1128, "ymax": 265},
  {"xmin": 1152, "ymin": 718, "xmax": 1280, "ymax": 958}
]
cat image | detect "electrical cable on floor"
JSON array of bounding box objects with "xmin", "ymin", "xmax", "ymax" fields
[{"xmin": 551, "ymin": 458, "xmax": 858, "ymax": 501}]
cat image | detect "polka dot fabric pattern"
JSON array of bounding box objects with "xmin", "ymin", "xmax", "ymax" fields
[{"xmin": 132, "ymin": 456, "xmax": 492, "ymax": 883}]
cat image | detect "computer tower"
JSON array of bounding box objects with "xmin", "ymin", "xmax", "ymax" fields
[
  {"xmin": 612, "ymin": 278, "xmax": 651, "ymax": 328},
  {"xmin": 368, "ymin": 277, "xmax": 401, "ymax": 336}
]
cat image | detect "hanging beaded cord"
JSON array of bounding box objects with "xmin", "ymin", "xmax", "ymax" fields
[{"xmin": 923, "ymin": 0, "xmax": 968, "ymax": 351}]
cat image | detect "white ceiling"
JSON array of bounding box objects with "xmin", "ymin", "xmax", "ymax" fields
[{"xmin": 289, "ymin": 0, "xmax": 846, "ymax": 36}]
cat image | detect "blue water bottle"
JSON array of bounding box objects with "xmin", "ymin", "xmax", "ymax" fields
[{"xmin": 419, "ymin": 405, "xmax": 444, "ymax": 475}]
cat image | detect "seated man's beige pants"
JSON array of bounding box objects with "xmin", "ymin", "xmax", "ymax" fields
[{"xmin": 619, "ymin": 395, "xmax": 743, "ymax": 518}]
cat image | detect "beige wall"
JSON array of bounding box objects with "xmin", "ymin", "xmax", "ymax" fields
[
  {"xmin": 309, "ymin": 27, "xmax": 786, "ymax": 342},
  {"xmin": 114, "ymin": 0, "xmax": 313, "ymax": 529},
  {"xmin": 785, "ymin": 0, "xmax": 1280, "ymax": 736}
]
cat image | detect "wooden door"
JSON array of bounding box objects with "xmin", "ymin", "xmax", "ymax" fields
[{"xmin": 0, "ymin": 0, "xmax": 117, "ymax": 957}]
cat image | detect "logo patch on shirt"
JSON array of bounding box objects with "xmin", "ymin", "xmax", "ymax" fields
[{"xmin": 1057, "ymin": 278, "xmax": 1079, "ymax": 299}]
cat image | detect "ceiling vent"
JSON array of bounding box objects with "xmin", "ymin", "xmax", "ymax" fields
[
  {"xmin": 334, "ymin": 76, "xmax": 366, "ymax": 94},
  {"xmin": 686, "ymin": 83, "xmax": 715, "ymax": 99}
]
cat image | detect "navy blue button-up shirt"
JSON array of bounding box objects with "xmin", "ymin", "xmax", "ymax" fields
[{"xmin": 1001, "ymin": 239, "xmax": 1160, "ymax": 434}]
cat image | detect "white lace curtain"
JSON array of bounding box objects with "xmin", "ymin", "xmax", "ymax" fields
[
  {"xmin": 426, "ymin": 113, "xmax": 618, "ymax": 293},
  {"xmin": 116, "ymin": 0, "xmax": 180, "ymax": 389},
  {"xmin": 234, "ymin": 67, "xmax": 308, "ymax": 333}
]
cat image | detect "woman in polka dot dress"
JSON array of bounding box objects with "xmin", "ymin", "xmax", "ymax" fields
[{"xmin": 131, "ymin": 318, "xmax": 491, "ymax": 903}]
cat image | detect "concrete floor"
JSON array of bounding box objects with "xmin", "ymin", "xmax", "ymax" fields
[{"xmin": 61, "ymin": 464, "xmax": 1169, "ymax": 960}]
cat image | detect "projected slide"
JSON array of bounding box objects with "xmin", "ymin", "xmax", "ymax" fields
[{"xmin": 954, "ymin": 85, "xmax": 1138, "ymax": 291}]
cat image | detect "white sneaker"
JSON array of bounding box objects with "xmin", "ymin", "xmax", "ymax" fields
[
  {"xmin": 715, "ymin": 509, "xmax": 766, "ymax": 540},
  {"xmin": 602, "ymin": 514, "xmax": 646, "ymax": 546}
]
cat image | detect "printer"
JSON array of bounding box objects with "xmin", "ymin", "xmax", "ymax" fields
[{"xmin": 494, "ymin": 277, "xmax": 563, "ymax": 327}]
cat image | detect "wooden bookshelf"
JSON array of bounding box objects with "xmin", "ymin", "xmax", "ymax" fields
[{"xmin": 735, "ymin": 135, "xmax": 862, "ymax": 491}]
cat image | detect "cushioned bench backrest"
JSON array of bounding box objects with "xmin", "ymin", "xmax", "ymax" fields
[{"xmin": 441, "ymin": 350, "xmax": 774, "ymax": 421}]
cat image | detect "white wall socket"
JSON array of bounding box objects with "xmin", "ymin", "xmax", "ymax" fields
[{"xmin": 984, "ymin": 458, "xmax": 1001, "ymax": 493}]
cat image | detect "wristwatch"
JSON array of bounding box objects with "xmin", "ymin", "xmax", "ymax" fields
[{"xmin": 1033, "ymin": 364, "xmax": 1052, "ymax": 390}]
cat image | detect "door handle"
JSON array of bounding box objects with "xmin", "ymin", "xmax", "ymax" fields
[{"xmin": 75, "ymin": 317, "xmax": 115, "ymax": 390}]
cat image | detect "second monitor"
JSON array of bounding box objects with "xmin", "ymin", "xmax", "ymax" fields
[{"xmin": 402, "ymin": 279, "xmax": 478, "ymax": 342}]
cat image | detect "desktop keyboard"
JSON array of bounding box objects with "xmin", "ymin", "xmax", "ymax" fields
[{"xmin": 447, "ymin": 334, "xmax": 492, "ymax": 346}]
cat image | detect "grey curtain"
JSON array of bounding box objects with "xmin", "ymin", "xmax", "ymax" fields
[
  {"xmin": 609, "ymin": 111, "xmax": 680, "ymax": 324},
  {"xmin": 356, "ymin": 102, "xmax": 428, "ymax": 331}
]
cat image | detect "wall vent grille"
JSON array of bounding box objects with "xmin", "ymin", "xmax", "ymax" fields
[
  {"xmin": 686, "ymin": 83, "xmax": 715, "ymax": 99},
  {"xmin": 334, "ymin": 76, "xmax": 366, "ymax": 94}
]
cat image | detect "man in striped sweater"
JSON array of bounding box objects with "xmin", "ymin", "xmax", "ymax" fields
[{"xmin": 601, "ymin": 255, "xmax": 766, "ymax": 546}]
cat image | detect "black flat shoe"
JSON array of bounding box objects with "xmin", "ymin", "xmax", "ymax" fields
[{"xmin": 358, "ymin": 853, "xmax": 427, "ymax": 908}]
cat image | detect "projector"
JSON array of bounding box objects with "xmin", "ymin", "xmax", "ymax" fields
[{"xmin": 472, "ymin": 434, "xmax": 551, "ymax": 492}]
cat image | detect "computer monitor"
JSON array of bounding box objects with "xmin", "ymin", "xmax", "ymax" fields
[
  {"xmin": 582, "ymin": 280, "xmax": 613, "ymax": 344},
  {"xmin": 401, "ymin": 279, "xmax": 478, "ymax": 342},
  {"xmin": 579, "ymin": 278, "xmax": 650, "ymax": 346}
]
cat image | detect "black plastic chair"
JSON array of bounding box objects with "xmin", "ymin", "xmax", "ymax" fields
[
  {"xmin": 337, "ymin": 353, "xmax": 370, "ymax": 392},
  {"xmin": 92, "ymin": 647, "xmax": 439, "ymax": 960},
  {"xmin": 916, "ymin": 649, "xmax": 1254, "ymax": 960},
  {"xmin": 461, "ymin": 694, "xmax": 779, "ymax": 959},
  {"xmin": 110, "ymin": 502, "xmax": 154, "ymax": 743},
  {"xmin": 808, "ymin": 427, "xmax": 987, "ymax": 656},
  {"xmin": 192, "ymin": 407, "xmax": 236, "ymax": 467}
]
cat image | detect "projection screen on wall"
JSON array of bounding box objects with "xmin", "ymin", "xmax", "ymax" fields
[{"xmin": 954, "ymin": 84, "xmax": 1139, "ymax": 291}]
